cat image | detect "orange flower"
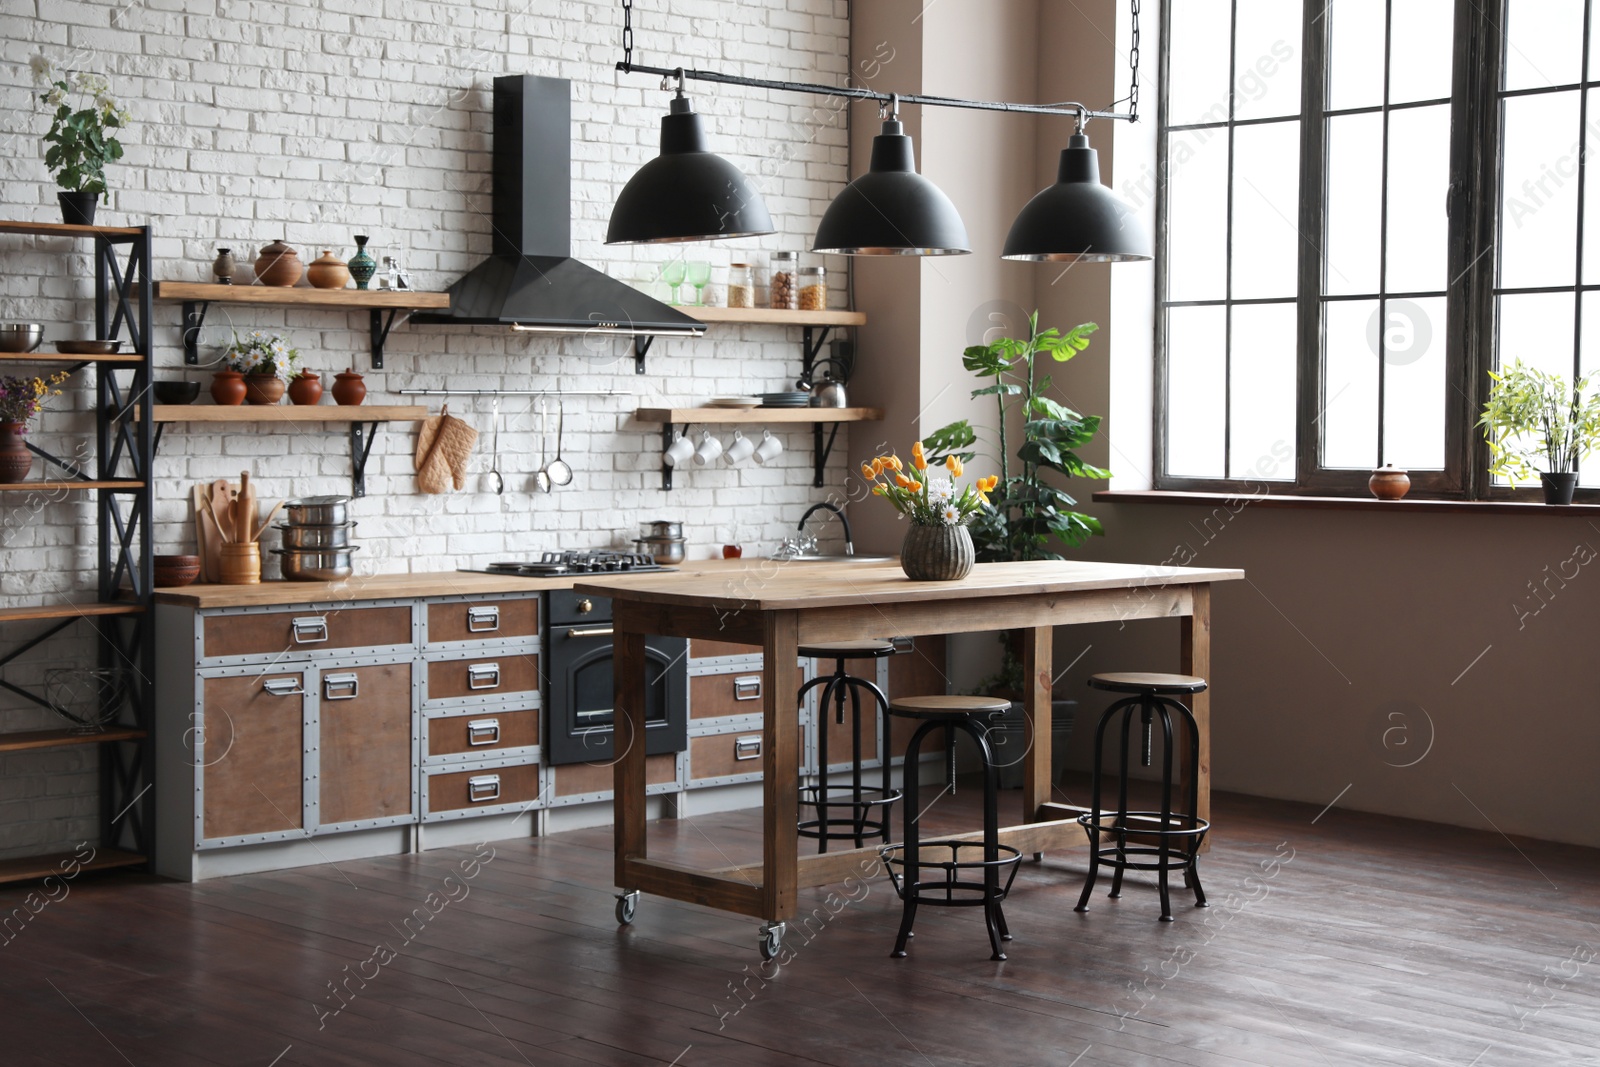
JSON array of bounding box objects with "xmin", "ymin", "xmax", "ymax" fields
[
  {"xmin": 911, "ymin": 441, "xmax": 927, "ymax": 470},
  {"xmin": 945, "ymin": 455, "xmax": 963, "ymax": 478},
  {"xmin": 860, "ymin": 462, "xmax": 875, "ymax": 480},
  {"xmin": 883, "ymin": 455, "xmax": 902, "ymax": 472},
  {"xmin": 895, "ymin": 473, "xmax": 912, "ymax": 489},
  {"xmin": 907, "ymin": 479, "xmax": 921, "ymax": 493},
  {"xmin": 980, "ymin": 475, "xmax": 999, "ymax": 492},
  {"xmin": 872, "ymin": 485, "xmax": 887, "ymax": 496},
  {"xmin": 872, "ymin": 458, "xmax": 885, "ymax": 477}
]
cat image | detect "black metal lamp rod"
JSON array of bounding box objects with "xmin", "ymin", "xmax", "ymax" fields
[{"xmin": 615, "ymin": 61, "xmax": 1133, "ymax": 123}]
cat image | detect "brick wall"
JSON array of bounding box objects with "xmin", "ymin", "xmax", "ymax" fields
[{"xmin": 0, "ymin": 0, "xmax": 863, "ymax": 857}]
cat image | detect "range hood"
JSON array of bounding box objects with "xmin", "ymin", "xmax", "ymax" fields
[{"xmin": 410, "ymin": 74, "xmax": 704, "ymax": 343}]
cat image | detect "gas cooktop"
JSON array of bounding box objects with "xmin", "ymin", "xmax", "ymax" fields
[{"xmin": 463, "ymin": 550, "xmax": 672, "ymax": 577}]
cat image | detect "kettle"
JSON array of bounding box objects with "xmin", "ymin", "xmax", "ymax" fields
[{"xmin": 809, "ymin": 362, "xmax": 848, "ymax": 408}]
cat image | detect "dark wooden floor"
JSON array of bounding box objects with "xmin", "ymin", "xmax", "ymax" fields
[{"xmin": 3, "ymin": 782, "xmax": 1599, "ymax": 1067}]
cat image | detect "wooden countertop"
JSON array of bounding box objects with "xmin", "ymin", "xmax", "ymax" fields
[
  {"xmin": 575, "ymin": 559, "xmax": 1245, "ymax": 612},
  {"xmin": 151, "ymin": 559, "xmax": 749, "ymax": 609}
]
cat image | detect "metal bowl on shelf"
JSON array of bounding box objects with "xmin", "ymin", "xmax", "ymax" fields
[
  {"xmin": 275, "ymin": 522, "xmax": 357, "ymax": 550},
  {"xmin": 282, "ymin": 496, "xmax": 351, "ymax": 527},
  {"xmin": 0, "ymin": 323, "xmax": 43, "ymax": 353},
  {"xmin": 274, "ymin": 545, "xmax": 360, "ymax": 581}
]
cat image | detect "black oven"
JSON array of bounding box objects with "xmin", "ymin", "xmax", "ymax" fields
[{"xmin": 545, "ymin": 589, "xmax": 688, "ymax": 766}]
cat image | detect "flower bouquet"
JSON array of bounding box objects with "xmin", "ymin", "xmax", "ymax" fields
[
  {"xmin": 30, "ymin": 55, "xmax": 130, "ymax": 224},
  {"xmin": 0, "ymin": 371, "xmax": 68, "ymax": 482},
  {"xmin": 223, "ymin": 331, "xmax": 299, "ymax": 405},
  {"xmin": 862, "ymin": 441, "xmax": 999, "ymax": 580}
]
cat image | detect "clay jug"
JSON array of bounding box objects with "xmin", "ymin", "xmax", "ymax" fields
[
  {"xmin": 306, "ymin": 250, "xmax": 350, "ymax": 290},
  {"xmin": 254, "ymin": 240, "xmax": 303, "ymax": 287},
  {"xmin": 210, "ymin": 370, "xmax": 247, "ymax": 406},
  {"xmin": 331, "ymin": 369, "xmax": 366, "ymax": 406},
  {"xmin": 288, "ymin": 371, "xmax": 324, "ymax": 405}
]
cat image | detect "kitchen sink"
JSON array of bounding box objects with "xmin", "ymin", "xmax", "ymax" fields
[{"xmin": 767, "ymin": 553, "xmax": 896, "ymax": 564}]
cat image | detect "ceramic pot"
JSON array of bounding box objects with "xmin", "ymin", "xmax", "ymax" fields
[
  {"xmin": 212, "ymin": 247, "xmax": 236, "ymax": 285},
  {"xmin": 244, "ymin": 374, "xmax": 287, "ymax": 405},
  {"xmin": 1541, "ymin": 471, "xmax": 1579, "ymax": 505},
  {"xmin": 348, "ymin": 236, "xmax": 377, "ymax": 290},
  {"xmin": 288, "ymin": 371, "xmax": 323, "ymax": 406},
  {"xmin": 58, "ymin": 191, "xmax": 99, "ymax": 226},
  {"xmin": 210, "ymin": 369, "xmax": 247, "ymax": 406},
  {"xmin": 254, "ymin": 240, "xmax": 303, "ymax": 287},
  {"xmin": 901, "ymin": 523, "xmax": 975, "ymax": 581},
  {"xmin": 306, "ymin": 250, "xmax": 350, "ymax": 290},
  {"xmin": 218, "ymin": 541, "xmax": 261, "ymax": 585},
  {"xmin": 0, "ymin": 422, "xmax": 32, "ymax": 483},
  {"xmin": 1368, "ymin": 464, "xmax": 1411, "ymax": 501},
  {"xmin": 331, "ymin": 369, "xmax": 366, "ymax": 406}
]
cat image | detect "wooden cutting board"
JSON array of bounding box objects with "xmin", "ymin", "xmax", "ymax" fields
[{"xmin": 193, "ymin": 480, "xmax": 258, "ymax": 582}]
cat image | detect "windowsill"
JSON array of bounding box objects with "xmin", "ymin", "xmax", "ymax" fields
[{"xmin": 1093, "ymin": 490, "xmax": 1600, "ymax": 516}]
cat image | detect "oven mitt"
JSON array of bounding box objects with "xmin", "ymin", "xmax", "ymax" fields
[{"xmin": 414, "ymin": 407, "xmax": 478, "ymax": 494}]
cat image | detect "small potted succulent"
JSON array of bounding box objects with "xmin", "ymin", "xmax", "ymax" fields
[
  {"xmin": 29, "ymin": 55, "xmax": 130, "ymax": 226},
  {"xmin": 0, "ymin": 371, "xmax": 69, "ymax": 482},
  {"xmin": 223, "ymin": 330, "xmax": 299, "ymax": 406},
  {"xmin": 1479, "ymin": 358, "xmax": 1600, "ymax": 504},
  {"xmin": 861, "ymin": 443, "xmax": 998, "ymax": 580}
]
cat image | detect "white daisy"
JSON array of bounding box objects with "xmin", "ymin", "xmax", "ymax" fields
[
  {"xmin": 927, "ymin": 476, "xmax": 954, "ymax": 504},
  {"xmin": 941, "ymin": 504, "xmax": 960, "ymax": 525},
  {"xmin": 29, "ymin": 55, "xmax": 55, "ymax": 85}
]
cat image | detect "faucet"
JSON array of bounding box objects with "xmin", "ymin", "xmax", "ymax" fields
[{"xmin": 797, "ymin": 502, "xmax": 855, "ymax": 556}]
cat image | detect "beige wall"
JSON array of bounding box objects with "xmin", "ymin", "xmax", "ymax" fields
[{"xmin": 850, "ymin": 1, "xmax": 1600, "ymax": 849}]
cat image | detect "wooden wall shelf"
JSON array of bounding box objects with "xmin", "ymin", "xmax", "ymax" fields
[
  {"xmin": 148, "ymin": 405, "xmax": 426, "ymax": 498},
  {"xmin": 0, "ymin": 727, "xmax": 147, "ymax": 754},
  {"xmin": 686, "ymin": 307, "xmax": 866, "ymax": 328},
  {"xmin": 0, "ymin": 352, "xmax": 145, "ymax": 364},
  {"xmin": 0, "ymin": 221, "xmax": 145, "ymax": 238},
  {"xmin": 0, "ymin": 847, "xmax": 145, "ymax": 885},
  {"xmin": 634, "ymin": 407, "xmax": 883, "ymax": 491},
  {"xmin": 151, "ymin": 281, "xmax": 450, "ymax": 370},
  {"xmin": 0, "ymin": 480, "xmax": 144, "ymax": 492},
  {"xmin": 0, "ymin": 603, "xmax": 144, "ymax": 624}
]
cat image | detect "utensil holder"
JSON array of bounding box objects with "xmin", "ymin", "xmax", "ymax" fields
[{"xmin": 218, "ymin": 542, "xmax": 262, "ymax": 585}]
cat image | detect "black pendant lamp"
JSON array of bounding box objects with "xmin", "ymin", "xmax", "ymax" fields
[
  {"xmin": 812, "ymin": 97, "xmax": 969, "ymax": 256},
  {"xmin": 1002, "ymin": 114, "xmax": 1150, "ymax": 262},
  {"xmin": 607, "ymin": 73, "xmax": 774, "ymax": 245}
]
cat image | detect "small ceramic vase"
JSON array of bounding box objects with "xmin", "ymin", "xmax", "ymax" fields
[
  {"xmin": 254, "ymin": 240, "xmax": 303, "ymax": 287},
  {"xmin": 901, "ymin": 524, "xmax": 975, "ymax": 581},
  {"xmin": 1368, "ymin": 465, "xmax": 1411, "ymax": 501},
  {"xmin": 212, "ymin": 247, "xmax": 236, "ymax": 285},
  {"xmin": 348, "ymin": 236, "xmax": 377, "ymax": 291},
  {"xmin": 306, "ymin": 250, "xmax": 350, "ymax": 290},
  {"xmin": 210, "ymin": 369, "xmax": 247, "ymax": 406},
  {"xmin": 0, "ymin": 422, "xmax": 33, "ymax": 483},
  {"xmin": 288, "ymin": 371, "xmax": 323, "ymax": 406},
  {"xmin": 244, "ymin": 374, "xmax": 287, "ymax": 406},
  {"xmin": 331, "ymin": 369, "xmax": 366, "ymax": 406}
]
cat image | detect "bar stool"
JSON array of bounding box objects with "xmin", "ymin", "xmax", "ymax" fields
[
  {"xmin": 1075, "ymin": 672, "xmax": 1210, "ymax": 922},
  {"xmin": 796, "ymin": 641, "xmax": 902, "ymax": 852},
  {"xmin": 881, "ymin": 694, "xmax": 1022, "ymax": 960}
]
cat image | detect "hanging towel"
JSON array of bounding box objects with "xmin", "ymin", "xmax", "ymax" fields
[{"xmin": 414, "ymin": 405, "xmax": 478, "ymax": 493}]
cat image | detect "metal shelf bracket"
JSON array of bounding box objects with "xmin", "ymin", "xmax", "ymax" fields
[
  {"xmin": 634, "ymin": 334, "xmax": 654, "ymax": 375},
  {"xmin": 659, "ymin": 421, "xmax": 682, "ymax": 492},
  {"xmin": 181, "ymin": 300, "xmax": 210, "ymax": 366},
  {"xmin": 813, "ymin": 422, "xmax": 841, "ymax": 489},
  {"xmin": 370, "ymin": 309, "xmax": 407, "ymax": 370},
  {"xmin": 350, "ymin": 422, "xmax": 381, "ymax": 497}
]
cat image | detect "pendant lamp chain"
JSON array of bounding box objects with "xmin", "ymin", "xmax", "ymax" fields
[{"xmin": 622, "ymin": 0, "xmax": 634, "ymax": 69}]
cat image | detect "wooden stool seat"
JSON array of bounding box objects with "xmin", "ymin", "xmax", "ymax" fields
[
  {"xmin": 889, "ymin": 694, "xmax": 1012, "ymax": 719},
  {"xmin": 798, "ymin": 640, "xmax": 898, "ymax": 659},
  {"xmin": 1088, "ymin": 672, "xmax": 1207, "ymax": 695}
]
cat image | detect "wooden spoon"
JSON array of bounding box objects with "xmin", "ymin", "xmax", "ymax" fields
[
  {"xmin": 251, "ymin": 500, "xmax": 284, "ymax": 543},
  {"xmin": 210, "ymin": 479, "xmax": 235, "ymax": 544},
  {"xmin": 205, "ymin": 495, "xmax": 232, "ymax": 544}
]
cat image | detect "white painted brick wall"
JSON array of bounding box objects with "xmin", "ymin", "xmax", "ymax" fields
[{"xmin": 0, "ymin": 0, "xmax": 862, "ymax": 858}]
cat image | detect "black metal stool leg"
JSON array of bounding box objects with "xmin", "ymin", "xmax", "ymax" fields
[
  {"xmin": 891, "ymin": 720, "xmax": 933, "ymax": 958},
  {"xmin": 1156, "ymin": 698, "xmax": 1176, "ymax": 922}
]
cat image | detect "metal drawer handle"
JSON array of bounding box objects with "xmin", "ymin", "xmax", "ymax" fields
[
  {"xmin": 734, "ymin": 676, "xmax": 761, "ymax": 701},
  {"xmin": 262, "ymin": 677, "xmax": 306, "ymax": 697},
  {"xmin": 467, "ymin": 719, "xmax": 501, "ymax": 746},
  {"xmin": 467, "ymin": 605, "xmax": 500, "ymax": 632},
  {"xmin": 291, "ymin": 616, "xmax": 329, "ymax": 644},
  {"xmin": 890, "ymin": 636, "xmax": 914, "ymax": 653},
  {"xmin": 467, "ymin": 662, "xmax": 502, "ymax": 690},
  {"xmin": 566, "ymin": 627, "xmax": 614, "ymax": 639},
  {"xmin": 467, "ymin": 774, "xmax": 501, "ymax": 803},
  {"xmin": 734, "ymin": 736, "xmax": 762, "ymax": 761},
  {"xmin": 323, "ymin": 673, "xmax": 360, "ymax": 701}
]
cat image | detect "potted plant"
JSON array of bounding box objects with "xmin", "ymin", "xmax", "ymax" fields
[
  {"xmin": 0, "ymin": 372, "xmax": 69, "ymax": 483},
  {"xmin": 223, "ymin": 330, "xmax": 299, "ymax": 406},
  {"xmin": 29, "ymin": 55, "xmax": 130, "ymax": 226},
  {"xmin": 859, "ymin": 445, "xmax": 998, "ymax": 580},
  {"xmin": 919, "ymin": 313, "xmax": 1110, "ymax": 693},
  {"xmin": 1478, "ymin": 358, "xmax": 1600, "ymax": 505}
]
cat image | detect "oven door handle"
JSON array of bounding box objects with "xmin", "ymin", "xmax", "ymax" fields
[{"xmin": 565, "ymin": 627, "xmax": 614, "ymax": 639}]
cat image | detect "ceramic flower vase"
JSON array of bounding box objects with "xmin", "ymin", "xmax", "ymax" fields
[
  {"xmin": 0, "ymin": 422, "xmax": 33, "ymax": 483},
  {"xmin": 210, "ymin": 370, "xmax": 247, "ymax": 406},
  {"xmin": 901, "ymin": 524, "xmax": 974, "ymax": 581},
  {"xmin": 288, "ymin": 371, "xmax": 323, "ymax": 406},
  {"xmin": 348, "ymin": 236, "xmax": 377, "ymax": 291},
  {"xmin": 243, "ymin": 374, "xmax": 286, "ymax": 406}
]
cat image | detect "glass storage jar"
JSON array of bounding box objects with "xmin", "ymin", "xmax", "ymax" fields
[
  {"xmin": 769, "ymin": 251, "xmax": 797, "ymax": 309},
  {"xmin": 728, "ymin": 263, "xmax": 755, "ymax": 308},
  {"xmin": 797, "ymin": 265, "xmax": 827, "ymax": 311}
]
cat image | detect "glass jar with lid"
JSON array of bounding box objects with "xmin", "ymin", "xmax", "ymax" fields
[
  {"xmin": 797, "ymin": 265, "xmax": 827, "ymax": 311},
  {"xmin": 728, "ymin": 263, "xmax": 755, "ymax": 308},
  {"xmin": 769, "ymin": 251, "xmax": 798, "ymax": 309}
]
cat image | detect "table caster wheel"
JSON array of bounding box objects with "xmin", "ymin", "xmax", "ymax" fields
[
  {"xmin": 758, "ymin": 921, "xmax": 786, "ymax": 961},
  {"xmin": 615, "ymin": 891, "xmax": 639, "ymax": 925}
]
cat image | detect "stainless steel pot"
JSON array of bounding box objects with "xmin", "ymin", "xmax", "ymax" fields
[
  {"xmin": 634, "ymin": 537, "xmax": 686, "ymax": 564},
  {"xmin": 640, "ymin": 520, "xmax": 682, "ymax": 540},
  {"xmin": 0, "ymin": 323, "xmax": 43, "ymax": 354},
  {"xmin": 275, "ymin": 521, "xmax": 358, "ymax": 549},
  {"xmin": 274, "ymin": 545, "xmax": 361, "ymax": 581},
  {"xmin": 283, "ymin": 496, "xmax": 350, "ymax": 526}
]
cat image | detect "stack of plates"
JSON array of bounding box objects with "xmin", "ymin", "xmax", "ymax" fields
[
  {"xmin": 760, "ymin": 391, "xmax": 812, "ymax": 408},
  {"xmin": 706, "ymin": 396, "xmax": 760, "ymax": 409}
]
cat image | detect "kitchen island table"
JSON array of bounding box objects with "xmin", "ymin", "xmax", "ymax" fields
[{"xmin": 575, "ymin": 558, "xmax": 1244, "ymax": 956}]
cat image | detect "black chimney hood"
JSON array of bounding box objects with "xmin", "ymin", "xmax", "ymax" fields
[{"xmin": 411, "ymin": 74, "xmax": 704, "ymax": 349}]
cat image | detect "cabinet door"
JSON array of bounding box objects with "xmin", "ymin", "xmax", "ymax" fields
[
  {"xmin": 201, "ymin": 672, "xmax": 307, "ymax": 841},
  {"xmin": 318, "ymin": 663, "xmax": 414, "ymax": 826}
]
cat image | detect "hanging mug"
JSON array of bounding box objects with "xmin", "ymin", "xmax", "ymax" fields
[
  {"xmin": 723, "ymin": 430, "xmax": 756, "ymax": 465},
  {"xmin": 752, "ymin": 430, "xmax": 784, "ymax": 465},
  {"xmin": 693, "ymin": 430, "xmax": 724, "ymax": 466},
  {"xmin": 663, "ymin": 431, "xmax": 695, "ymax": 467}
]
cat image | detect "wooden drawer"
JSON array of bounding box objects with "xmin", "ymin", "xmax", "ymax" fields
[
  {"xmin": 424, "ymin": 762, "xmax": 540, "ymax": 814},
  {"xmin": 202, "ymin": 605, "xmax": 411, "ymax": 660},
  {"xmin": 690, "ymin": 637, "xmax": 762, "ymax": 660},
  {"xmin": 426, "ymin": 708, "xmax": 538, "ymax": 759},
  {"xmin": 426, "ymin": 652, "xmax": 539, "ymax": 702},
  {"xmin": 689, "ymin": 730, "xmax": 768, "ymax": 781},
  {"xmin": 553, "ymin": 754, "xmax": 677, "ymax": 797},
  {"xmin": 690, "ymin": 666, "xmax": 805, "ymax": 720},
  {"xmin": 426, "ymin": 597, "xmax": 538, "ymax": 644}
]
